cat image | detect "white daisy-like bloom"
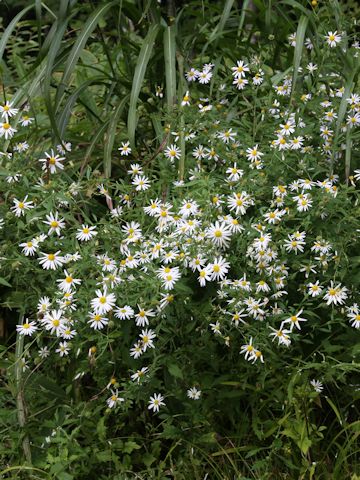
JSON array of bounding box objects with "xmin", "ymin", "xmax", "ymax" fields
[
  {"xmin": 114, "ymin": 305, "xmax": 134, "ymax": 320},
  {"xmin": 56, "ymin": 341, "xmax": 70, "ymax": 357},
  {"xmin": 14, "ymin": 141, "xmax": 29, "ymax": 152},
  {"xmin": 135, "ymin": 306, "xmax": 155, "ymax": 327},
  {"xmin": 38, "ymin": 251, "xmax": 65, "ymax": 270},
  {"xmin": 76, "ymin": 224, "xmax": 97, "ymax": 242},
  {"xmin": 279, "ymin": 120, "xmax": 295, "ymax": 136},
  {"xmin": 233, "ymin": 77, "xmax": 248, "ymax": 90},
  {"xmin": 38, "ymin": 346, "xmax": 50, "ymax": 358},
  {"xmin": 39, "ymin": 149, "xmax": 65, "ymax": 173},
  {"xmin": 206, "ymin": 221, "xmax": 232, "ymax": 248},
  {"xmin": 118, "ymin": 141, "xmax": 131, "ymax": 156},
  {"xmin": 144, "ymin": 198, "xmax": 161, "ymax": 216},
  {"xmin": 268, "ymin": 327, "xmax": 291, "ymax": 346},
  {"xmin": 57, "ymin": 142, "xmax": 72, "ymax": 154},
  {"xmin": 246, "ymin": 144, "xmax": 264, "ymax": 162},
  {"xmin": 139, "ymin": 328, "xmax": 156, "ymax": 351},
  {"xmin": 0, "ymin": 101, "xmax": 18, "ymax": 120},
  {"xmin": 282, "ymin": 309, "xmax": 307, "ymax": 331},
  {"xmin": 88, "ymin": 312, "xmax": 109, "ymax": 330},
  {"xmin": 325, "ymin": 31, "xmax": 341, "ymax": 48},
  {"xmin": 231, "ymin": 60, "xmax": 249, "ymax": 78},
  {"xmin": 20, "ymin": 115, "xmax": 34, "ymax": 126},
  {"xmin": 218, "ymin": 128, "xmax": 237, "ymax": 143},
  {"xmin": 107, "ymin": 389, "xmax": 124, "ymax": 408},
  {"xmin": 185, "ymin": 68, "xmax": 199, "ymax": 82},
  {"xmin": 131, "ymin": 367, "xmax": 149, "ymax": 383},
  {"xmin": 157, "ymin": 266, "xmax": 181, "ymax": 290},
  {"xmin": 197, "ymin": 69, "xmax": 212, "ymax": 84},
  {"xmin": 19, "ymin": 239, "xmax": 39, "ymax": 256},
  {"xmin": 43, "ymin": 310, "xmax": 65, "ymax": 336},
  {"xmin": 164, "ymin": 144, "xmax": 181, "ymax": 160},
  {"xmin": 187, "ymin": 386, "xmax": 201, "ymax": 400},
  {"xmin": 130, "ymin": 342, "xmax": 143, "ymax": 359},
  {"xmin": 0, "ymin": 121, "xmax": 17, "ymax": 139},
  {"xmin": 307, "ymin": 281, "xmax": 323, "ymax": 297},
  {"xmin": 37, "ymin": 296, "xmax": 51, "ymax": 313},
  {"xmin": 283, "ymin": 235, "xmax": 306, "ymax": 254},
  {"xmin": 181, "ymin": 91, "xmax": 190, "ymax": 106},
  {"xmin": 323, "ymin": 281, "xmax": 348, "ymax": 306},
  {"xmin": 127, "ymin": 163, "xmax": 143, "ymax": 176},
  {"xmin": 148, "ymin": 393, "xmax": 165, "ymax": 413},
  {"xmin": 310, "ymin": 379, "xmax": 323, "ymax": 393},
  {"xmin": 196, "ymin": 265, "xmax": 212, "ymax": 287},
  {"xmin": 178, "ymin": 199, "xmax": 199, "ymax": 218},
  {"xmin": 209, "ymin": 256, "xmax": 230, "ymax": 281},
  {"xmin": 43, "ymin": 211, "xmax": 65, "ymax": 236},
  {"xmin": 11, "ymin": 196, "xmax": 34, "ymax": 217},
  {"xmin": 347, "ymin": 309, "xmax": 360, "ymax": 329},
  {"xmin": 90, "ymin": 289, "xmax": 116, "ymax": 314},
  {"xmin": 132, "ymin": 175, "xmax": 150, "ymax": 191},
  {"xmin": 227, "ymin": 192, "xmax": 252, "ymax": 216},
  {"xmin": 252, "ymin": 72, "xmax": 264, "ymax": 85},
  {"xmin": 57, "ymin": 269, "xmax": 81, "ymax": 293},
  {"xmin": 250, "ymin": 349, "xmax": 264, "ymax": 364},
  {"xmin": 240, "ymin": 337, "xmax": 255, "ymax": 360},
  {"xmin": 16, "ymin": 319, "xmax": 38, "ymax": 336},
  {"xmin": 226, "ymin": 163, "xmax": 244, "ymax": 182}
]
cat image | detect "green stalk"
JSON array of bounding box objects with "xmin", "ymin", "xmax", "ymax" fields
[
  {"xmin": 177, "ymin": 52, "xmax": 185, "ymax": 181},
  {"xmin": 15, "ymin": 316, "xmax": 32, "ymax": 464}
]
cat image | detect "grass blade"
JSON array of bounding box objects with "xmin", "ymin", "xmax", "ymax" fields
[
  {"xmin": 291, "ymin": 14, "xmax": 308, "ymax": 99},
  {"xmin": 104, "ymin": 94, "xmax": 130, "ymax": 178},
  {"xmin": 127, "ymin": 23, "xmax": 160, "ymax": 149},
  {"xmin": 56, "ymin": 1, "xmax": 117, "ymax": 108},
  {"xmin": 164, "ymin": 25, "xmax": 177, "ymax": 109},
  {"xmin": 0, "ymin": 5, "xmax": 33, "ymax": 64},
  {"xmin": 57, "ymin": 77, "xmax": 105, "ymax": 137},
  {"xmin": 209, "ymin": 0, "xmax": 234, "ymax": 45}
]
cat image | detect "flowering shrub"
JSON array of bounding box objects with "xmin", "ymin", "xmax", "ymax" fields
[{"xmin": 1, "ymin": 1, "xmax": 360, "ymax": 478}]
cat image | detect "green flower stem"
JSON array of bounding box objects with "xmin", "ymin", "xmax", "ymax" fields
[{"xmin": 15, "ymin": 317, "xmax": 32, "ymax": 464}]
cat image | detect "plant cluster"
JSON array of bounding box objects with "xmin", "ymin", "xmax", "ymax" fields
[{"xmin": 0, "ymin": 1, "xmax": 360, "ymax": 479}]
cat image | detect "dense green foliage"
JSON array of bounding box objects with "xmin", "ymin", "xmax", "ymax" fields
[{"xmin": 0, "ymin": 1, "xmax": 360, "ymax": 479}]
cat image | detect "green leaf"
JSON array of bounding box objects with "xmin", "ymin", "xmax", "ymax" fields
[
  {"xmin": 0, "ymin": 5, "xmax": 33, "ymax": 64},
  {"xmin": 291, "ymin": 15, "xmax": 308, "ymax": 98},
  {"xmin": 123, "ymin": 441, "xmax": 141, "ymax": 454},
  {"xmin": 103, "ymin": 94, "xmax": 129, "ymax": 178},
  {"xmin": 56, "ymin": 1, "xmax": 117, "ymax": 107},
  {"xmin": 0, "ymin": 278, "xmax": 12, "ymax": 287},
  {"xmin": 167, "ymin": 363, "xmax": 183, "ymax": 379},
  {"xmin": 128, "ymin": 23, "xmax": 160, "ymax": 149},
  {"xmin": 164, "ymin": 25, "xmax": 177, "ymax": 108}
]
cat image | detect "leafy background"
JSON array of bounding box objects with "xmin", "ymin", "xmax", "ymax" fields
[{"xmin": 0, "ymin": 0, "xmax": 360, "ymax": 479}]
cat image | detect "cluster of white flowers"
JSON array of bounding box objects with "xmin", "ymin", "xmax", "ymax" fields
[{"xmin": 2, "ymin": 28, "xmax": 360, "ymax": 415}]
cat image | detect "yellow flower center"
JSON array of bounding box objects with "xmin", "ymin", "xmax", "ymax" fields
[
  {"xmin": 2, "ymin": 123, "xmax": 10, "ymax": 129},
  {"xmin": 49, "ymin": 157, "xmax": 56, "ymax": 165},
  {"xmin": 99, "ymin": 297, "xmax": 107, "ymax": 304},
  {"xmin": 214, "ymin": 230, "xmax": 222, "ymax": 238},
  {"xmin": 50, "ymin": 221, "xmax": 59, "ymax": 228},
  {"xmin": 47, "ymin": 254, "xmax": 55, "ymax": 261}
]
